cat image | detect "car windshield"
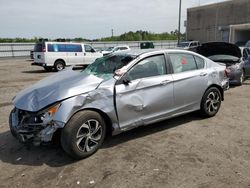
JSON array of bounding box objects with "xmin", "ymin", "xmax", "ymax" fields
[
  {"xmin": 177, "ymin": 42, "xmax": 189, "ymax": 47},
  {"xmin": 83, "ymin": 54, "xmax": 135, "ymax": 80},
  {"xmin": 208, "ymin": 55, "xmax": 239, "ymax": 63}
]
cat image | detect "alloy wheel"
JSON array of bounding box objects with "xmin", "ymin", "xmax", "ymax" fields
[
  {"xmin": 205, "ymin": 91, "xmax": 220, "ymax": 113},
  {"xmin": 76, "ymin": 119, "xmax": 102, "ymax": 152}
]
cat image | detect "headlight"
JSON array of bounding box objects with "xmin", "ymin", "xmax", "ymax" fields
[{"xmin": 36, "ymin": 103, "xmax": 61, "ymax": 125}]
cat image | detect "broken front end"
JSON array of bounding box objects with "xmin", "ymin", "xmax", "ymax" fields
[{"xmin": 9, "ymin": 104, "xmax": 64, "ymax": 146}]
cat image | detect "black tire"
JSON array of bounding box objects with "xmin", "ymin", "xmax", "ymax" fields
[
  {"xmin": 61, "ymin": 110, "xmax": 106, "ymax": 159},
  {"xmin": 9, "ymin": 108, "xmax": 18, "ymax": 138},
  {"xmin": 54, "ymin": 60, "xmax": 65, "ymax": 72},
  {"xmin": 200, "ymin": 87, "xmax": 222, "ymax": 117}
]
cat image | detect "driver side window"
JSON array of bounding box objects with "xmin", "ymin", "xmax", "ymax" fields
[
  {"xmin": 84, "ymin": 45, "xmax": 95, "ymax": 53},
  {"xmin": 127, "ymin": 55, "xmax": 166, "ymax": 80}
]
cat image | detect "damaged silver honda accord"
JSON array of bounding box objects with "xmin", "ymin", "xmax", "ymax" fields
[{"xmin": 9, "ymin": 49, "xmax": 229, "ymax": 159}]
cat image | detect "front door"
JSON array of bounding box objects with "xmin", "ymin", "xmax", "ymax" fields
[
  {"xmin": 83, "ymin": 45, "xmax": 99, "ymax": 65},
  {"xmin": 115, "ymin": 54, "xmax": 174, "ymax": 130}
]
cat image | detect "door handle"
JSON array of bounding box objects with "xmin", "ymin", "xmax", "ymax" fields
[
  {"xmin": 75, "ymin": 53, "xmax": 77, "ymax": 56},
  {"xmin": 84, "ymin": 53, "xmax": 86, "ymax": 56},
  {"xmin": 161, "ymin": 80, "xmax": 171, "ymax": 85},
  {"xmin": 200, "ymin": 72, "xmax": 207, "ymax": 77}
]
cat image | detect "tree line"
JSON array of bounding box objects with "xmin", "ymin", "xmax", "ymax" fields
[{"xmin": 0, "ymin": 30, "xmax": 185, "ymax": 43}]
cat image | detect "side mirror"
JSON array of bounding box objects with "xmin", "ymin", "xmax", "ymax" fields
[
  {"xmin": 91, "ymin": 48, "xmax": 96, "ymax": 53},
  {"xmin": 122, "ymin": 76, "xmax": 131, "ymax": 85}
]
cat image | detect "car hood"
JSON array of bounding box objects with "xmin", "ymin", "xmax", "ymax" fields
[
  {"xmin": 197, "ymin": 42, "xmax": 241, "ymax": 58},
  {"xmin": 13, "ymin": 69, "xmax": 103, "ymax": 112}
]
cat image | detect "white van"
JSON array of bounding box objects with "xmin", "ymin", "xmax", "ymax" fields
[{"xmin": 32, "ymin": 42, "xmax": 103, "ymax": 71}]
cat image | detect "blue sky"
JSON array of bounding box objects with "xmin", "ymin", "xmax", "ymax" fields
[{"xmin": 0, "ymin": 0, "xmax": 228, "ymax": 39}]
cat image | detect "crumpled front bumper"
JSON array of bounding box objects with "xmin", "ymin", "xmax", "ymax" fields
[{"xmin": 9, "ymin": 108, "xmax": 64, "ymax": 145}]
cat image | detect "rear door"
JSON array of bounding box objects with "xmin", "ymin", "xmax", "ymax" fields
[
  {"xmin": 115, "ymin": 54, "xmax": 174, "ymax": 129},
  {"xmin": 168, "ymin": 53, "xmax": 208, "ymax": 112},
  {"xmin": 46, "ymin": 43, "xmax": 67, "ymax": 66},
  {"xmin": 33, "ymin": 42, "xmax": 45, "ymax": 63}
]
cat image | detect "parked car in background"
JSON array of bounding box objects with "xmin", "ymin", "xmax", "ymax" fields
[
  {"xmin": 140, "ymin": 42, "xmax": 155, "ymax": 49},
  {"xmin": 30, "ymin": 50, "xmax": 34, "ymax": 60},
  {"xmin": 176, "ymin": 41, "xmax": 201, "ymax": 51},
  {"xmin": 242, "ymin": 47, "xmax": 250, "ymax": 79},
  {"xmin": 197, "ymin": 42, "xmax": 244, "ymax": 85},
  {"xmin": 102, "ymin": 45, "xmax": 130, "ymax": 55},
  {"xmin": 32, "ymin": 41, "xmax": 103, "ymax": 71},
  {"xmin": 245, "ymin": 40, "xmax": 250, "ymax": 48},
  {"xmin": 9, "ymin": 49, "xmax": 228, "ymax": 159}
]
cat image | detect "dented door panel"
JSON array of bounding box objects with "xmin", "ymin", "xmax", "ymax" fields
[{"xmin": 115, "ymin": 75, "xmax": 174, "ymax": 130}]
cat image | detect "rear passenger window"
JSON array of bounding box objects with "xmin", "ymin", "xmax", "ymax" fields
[
  {"xmin": 194, "ymin": 56, "xmax": 205, "ymax": 69},
  {"xmin": 65, "ymin": 44, "xmax": 82, "ymax": 52},
  {"xmin": 47, "ymin": 44, "xmax": 82, "ymax": 52},
  {"xmin": 48, "ymin": 44, "xmax": 66, "ymax": 52},
  {"xmin": 169, "ymin": 53, "xmax": 197, "ymax": 73}
]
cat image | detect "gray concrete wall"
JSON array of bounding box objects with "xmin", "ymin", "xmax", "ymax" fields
[{"xmin": 187, "ymin": 0, "xmax": 250, "ymax": 43}]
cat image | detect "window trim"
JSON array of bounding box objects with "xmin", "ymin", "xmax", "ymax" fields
[
  {"xmin": 116, "ymin": 53, "xmax": 169, "ymax": 85},
  {"xmin": 167, "ymin": 52, "xmax": 205, "ymax": 74}
]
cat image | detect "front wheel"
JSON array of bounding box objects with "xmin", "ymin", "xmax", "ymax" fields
[
  {"xmin": 61, "ymin": 111, "xmax": 106, "ymax": 159},
  {"xmin": 200, "ymin": 87, "xmax": 222, "ymax": 117}
]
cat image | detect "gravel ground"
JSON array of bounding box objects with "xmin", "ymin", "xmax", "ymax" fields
[{"xmin": 0, "ymin": 58, "xmax": 250, "ymax": 188}]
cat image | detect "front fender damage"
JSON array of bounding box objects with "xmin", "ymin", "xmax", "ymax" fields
[{"xmin": 10, "ymin": 80, "xmax": 119, "ymax": 145}]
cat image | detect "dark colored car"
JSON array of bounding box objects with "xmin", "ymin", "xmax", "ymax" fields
[
  {"xmin": 140, "ymin": 42, "xmax": 154, "ymax": 49},
  {"xmin": 30, "ymin": 50, "xmax": 34, "ymax": 60},
  {"xmin": 197, "ymin": 42, "xmax": 244, "ymax": 85},
  {"xmin": 242, "ymin": 47, "xmax": 250, "ymax": 79}
]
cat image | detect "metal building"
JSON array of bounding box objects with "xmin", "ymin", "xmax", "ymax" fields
[{"xmin": 187, "ymin": 0, "xmax": 250, "ymax": 44}]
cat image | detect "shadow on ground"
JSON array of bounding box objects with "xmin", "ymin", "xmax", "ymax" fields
[
  {"xmin": 22, "ymin": 70, "xmax": 49, "ymax": 74},
  {"xmin": 0, "ymin": 112, "xmax": 202, "ymax": 167},
  {"xmin": 103, "ymin": 112, "xmax": 202, "ymax": 148}
]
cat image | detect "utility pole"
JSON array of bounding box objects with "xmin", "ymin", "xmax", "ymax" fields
[
  {"xmin": 178, "ymin": 0, "xmax": 182, "ymax": 44},
  {"xmin": 111, "ymin": 29, "xmax": 114, "ymax": 37}
]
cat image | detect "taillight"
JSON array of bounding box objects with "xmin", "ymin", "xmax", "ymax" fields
[{"xmin": 224, "ymin": 68, "xmax": 230, "ymax": 78}]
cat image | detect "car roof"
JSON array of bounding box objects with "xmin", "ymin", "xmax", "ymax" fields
[{"xmin": 114, "ymin": 49, "xmax": 200, "ymax": 57}]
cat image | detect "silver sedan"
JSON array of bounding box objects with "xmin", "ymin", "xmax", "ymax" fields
[{"xmin": 9, "ymin": 49, "xmax": 228, "ymax": 159}]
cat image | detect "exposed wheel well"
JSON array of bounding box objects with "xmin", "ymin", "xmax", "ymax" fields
[
  {"xmin": 205, "ymin": 84, "xmax": 224, "ymax": 101},
  {"xmin": 72, "ymin": 108, "xmax": 113, "ymax": 137}
]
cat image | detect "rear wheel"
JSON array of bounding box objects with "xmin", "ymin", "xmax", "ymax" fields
[
  {"xmin": 61, "ymin": 111, "xmax": 106, "ymax": 159},
  {"xmin": 200, "ymin": 87, "xmax": 222, "ymax": 117},
  {"xmin": 54, "ymin": 60, "xmax": 65, "ymax": 72}
]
